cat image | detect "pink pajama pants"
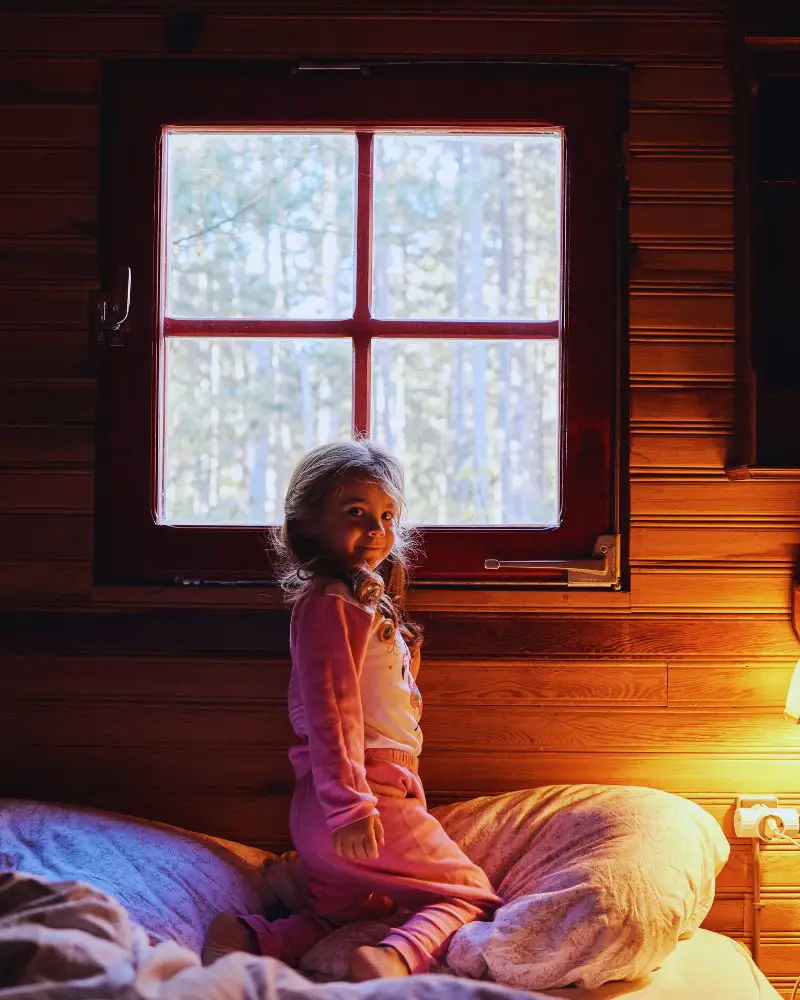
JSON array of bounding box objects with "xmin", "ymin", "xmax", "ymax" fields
[{"xmin": 241, "ymin": 751, "xmax": 500, "ymax": 973}]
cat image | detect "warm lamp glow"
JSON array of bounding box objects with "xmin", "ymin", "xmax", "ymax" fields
[{"xmin": 784, "ymin": 660, "xmax": 800, "ymax": 722}]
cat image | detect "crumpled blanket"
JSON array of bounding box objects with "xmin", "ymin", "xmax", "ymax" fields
[{"xmin": 0, "ymin": 871, "xmax": 549, "ymax": 1000}]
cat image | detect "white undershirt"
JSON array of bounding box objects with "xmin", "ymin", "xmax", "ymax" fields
[{"xmin": 360, "ymin": 618, "xmax": 423, "ymax": 756}]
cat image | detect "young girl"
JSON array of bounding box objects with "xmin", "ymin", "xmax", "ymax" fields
[{"xmin": 202, "ymin": 440, "xmax": 500, "ymax": 980}]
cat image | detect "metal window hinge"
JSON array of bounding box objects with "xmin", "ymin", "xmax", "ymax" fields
[
  {"xmin": 485, "ymin": 533, "xmax": 621, "ymax": 589},
  {"xmin": 89, "ymin": 265, "xmax": 131, "ymax": 349}
]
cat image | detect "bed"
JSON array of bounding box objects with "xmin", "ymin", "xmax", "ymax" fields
[{"xmin": 0, "ymin": 790, "xmax": 781, "ymax": 999}]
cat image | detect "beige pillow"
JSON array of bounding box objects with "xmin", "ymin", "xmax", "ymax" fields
[{"xmin": 436, "ymin": 785, "xmax": 730, "ymax": 990}]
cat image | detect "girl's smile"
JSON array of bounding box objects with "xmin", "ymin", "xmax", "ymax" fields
[{"xmin": 316, "ymin": 476, "xmax": 398, "ymax": 570}]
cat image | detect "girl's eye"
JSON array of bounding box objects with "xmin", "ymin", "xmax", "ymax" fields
[
  {"xmin": 347, "ymin": 507, "xmax": 363, "ymax": 516},
  {"xmin": 383, "ymin": 512, "xmax": 395, "ymax": 521}
]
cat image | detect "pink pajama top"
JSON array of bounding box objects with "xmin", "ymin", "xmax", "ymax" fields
[{"xmin": 287, "ymin": 581, "xmax": 423, "ymax": 833}]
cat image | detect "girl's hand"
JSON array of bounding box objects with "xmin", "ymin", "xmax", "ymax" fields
[{"xmin": 332, "ymin": 814, "xmax": 385, "ymax": 862}]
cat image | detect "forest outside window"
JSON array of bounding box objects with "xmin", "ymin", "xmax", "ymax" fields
[{"xmin": 97, "ymin": 62, "xmax": 626, "ymax": 585}]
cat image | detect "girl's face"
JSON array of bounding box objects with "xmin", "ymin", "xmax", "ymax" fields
[{"xmin": 314, "ymin": 476, "xmax": 397, "ymax": 571}]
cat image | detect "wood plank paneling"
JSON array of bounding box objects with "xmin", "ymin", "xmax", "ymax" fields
[
  {"xmin": 422, "ymin": 662, "xmax": 667, "ymax": 705},
  {"xmin": 0, "ymin": 469, "xmax": 94, "ymax": 511},
  {"xmin": 0, "ymin": 15, "xmax": 726, "ymax": 60},
  {"xmin": 630, "ymin": 247, "xmax": 733, "ymax": 286},
  {"xmin": 630, "ymin": 64, "xmax": 732, "ymax": 107},
  {"xmin": 757, "ymin": 943, "xmax": 800, "ymax": 979},
  {"xmin": 419, "ymin": 708, "xmax": 800, "ymax": 753},
  {"xmin": 631, "ymin": 386, "xmax": 733, "ymax": 426},
  {"xmin": 630, "ymin": 339, "xmax": 734, "ymax": 380},
  {"xmin": 4, "ymin": 701, "xmax": 297, "ymax": 748},
  {"xmin": 25, "ymin": 703, "xmax": 787, "ymax": 754},
  {"xmin": 417, "ymin": 753, "xmax": 800, "ymax": 797},
  {"xmin": 0, "ymin": 744, "xmax": 294, "ymax": 793},
  {"xmin": 0, "ymin": 58, "xmax": 100, "ymax": 103},
  {"xmin": 0, "ymin": 339, "xmax": 92, "ymax": 379},
  {"xmin": 760, "ymin": 851, "xmax": 800, "ymax": 889},
  {"xmin": 5, "ymin": 610, "xmax": 800, "ymax": 658},
  {"xmin": 630, "ymin": 293, "xmax": 735, "ymax": 330},
  {"xmin": 628, "ymin": 154, "xmax": 733, "ymax": 193},
  {"xmin": 0, "ymin": 424, "xmax": 94, "ymax": 466},
  {"xmin": 0, "ymin": 196, "xmax": 96, "ymax": 239},
  {"xmin": 669, "ymin": 665, "xmax": 798, "ymax": 706},
  {"xmin": 0, "ymin": 106, "xmax": 97, "ymax": 145},
  {"xmin": 1, "ymin": 148, "xmax": 99, "ymax": 191},
  {"xmin": 630, "ymin": 526, "xmax": 799, "ymax": 564},
  {"xmin": 0, "ymin": 243, "xmax": 96, "ymax": 284},
  {"xmin": 3, "ymin": 654, "xmax": 667, "ymax": 706},
  {"xmin": 703, "ymin": 896, "xmax": 746, "ymax": 933},
  {"xmin": 0, "ymin": 562, "xmax": 94, "ymax": 603},
  {"xmin": 0, "ymin": 381, "xmax": 95, "ymax": 424},
  {"xmin": 0, "ymin": 514, "xmax": 92, "ymax": 560},
  {"xmin": 3, "ymin": 654, "xmax": 289, "ymax": 701},
  {"xmin": 629, "ymin": 109, "xmax": 732, "ymax": 149},
  {"xmin": 630, "ymin": 432, "xmax": 728, "ymax": 471},
  {"xmin": 632, "ymin": 569, "xmax": 792, "ymax": 609},
  {"xmin": 631, "ymin": 481, "xmax": 800, "ymax": 518},
  {"xmin": 630, "ymin": 200, "xmax": 733, "ymax": 241}
]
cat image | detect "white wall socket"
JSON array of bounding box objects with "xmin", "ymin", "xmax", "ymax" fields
[{"xmin": 734, "ymin": 794, "xmax": 800, "ymax": 840}]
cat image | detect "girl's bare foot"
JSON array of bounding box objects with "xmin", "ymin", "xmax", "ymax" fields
[
  {"xmin": 349, "ymin": 944, "xmax": 411, "ymax": 980},
  {"xmin": 201, "ymin": 911, "xmax": 258, "ymax": 965}
]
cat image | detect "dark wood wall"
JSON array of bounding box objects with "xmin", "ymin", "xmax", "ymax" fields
[{"xmin": 3, "ymin": 2, "xmax": 800, "ymax": 994}]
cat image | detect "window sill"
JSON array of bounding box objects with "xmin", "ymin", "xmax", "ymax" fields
[{"xmin": 86, "ymin": 584, "xmax": 632, "ymax": 614}]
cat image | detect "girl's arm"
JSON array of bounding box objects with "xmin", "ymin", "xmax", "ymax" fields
[{"xmin": 293, "ymin": 594, "xmax": 379, "ymax": 833}]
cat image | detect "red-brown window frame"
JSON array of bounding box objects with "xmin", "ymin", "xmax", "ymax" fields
[{"xmin": 97, "ymin": 60, "xmax": 627, "ymax": 585}]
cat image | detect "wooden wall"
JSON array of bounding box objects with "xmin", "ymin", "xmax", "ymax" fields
[{"xmin": 3, "ymin": 2, "xmax": 800, "ymax": 994}]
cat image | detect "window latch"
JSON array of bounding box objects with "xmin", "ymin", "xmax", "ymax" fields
[
  {"xmin": 484, "ymin": 533, "xmax": 620, "ymax": 589},
  {"xmin": 293, "ymin": 63, "xmax": 365, "ymax": 73},
  {"xmin": 89, "ymin": 265, "xmax": 131, "ymax": 348}
]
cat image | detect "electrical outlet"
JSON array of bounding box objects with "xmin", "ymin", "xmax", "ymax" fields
[
  {"xmin": 734, "ymin": 795, "xmax": 800, "ymax": 841},
  {"xmin": 736, "ymin": 794, "xmax": 779, "ymax": 811}
]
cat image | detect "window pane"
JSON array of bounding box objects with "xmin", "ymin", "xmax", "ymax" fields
[
  {"xmin": 371, "ymin": 339, "xmax": 559, "ymax": 526},
  {"xmin": 165, "ymin": 132, "xmax": 356, "ymax": 320},
  {"xmin": 162, "ymin": 337, "xmax": 352, "ymax": 525},
  {"xmin": 372, "ymin": 133, "xmax": 562, "ymax": 321}
]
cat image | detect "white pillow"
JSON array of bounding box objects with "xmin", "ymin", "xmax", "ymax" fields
[
  {"xmin": 0, "ymin": 798, "xmax": 275, "ymax": 954},
  {"xmin": 434, "ymin": 785, "xmax": 730, "ymax": 990}
]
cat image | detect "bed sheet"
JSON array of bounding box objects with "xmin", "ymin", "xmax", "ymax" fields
[{"xmin": 541, "ymin": 928, "xmax": 778, "ymax": 1000}]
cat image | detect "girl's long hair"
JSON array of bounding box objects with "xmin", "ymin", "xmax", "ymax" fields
[{"xmin": 268, "ymin": 440, "xmax": 424, "ymax": 651}]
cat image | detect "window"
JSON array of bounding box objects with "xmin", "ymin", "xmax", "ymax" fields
[{"xmin": 97, "ymin": 62, "xmax": 626, "ymax": 585}]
